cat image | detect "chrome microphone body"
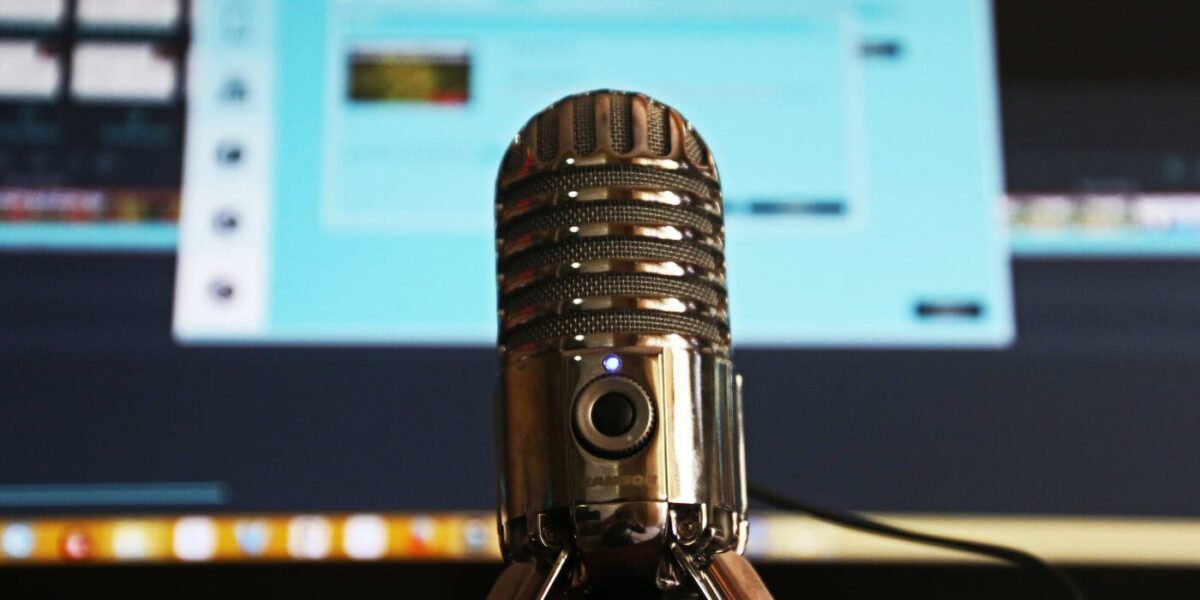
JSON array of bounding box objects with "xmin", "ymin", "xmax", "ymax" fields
[{"xmin": 490, "ymin": 90, "xmax": 765, "ymax": 598}]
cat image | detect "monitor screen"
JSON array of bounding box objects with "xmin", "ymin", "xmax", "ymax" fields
[
  {"xmin": 172, "ymin": 0, "xmax": 1010, "ymax": 347},
  {"xmin": 2, "ymin": 0, "xmax": 1199, "ymax": 566}
]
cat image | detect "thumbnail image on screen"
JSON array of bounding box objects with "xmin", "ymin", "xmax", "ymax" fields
[
  {"xmin": 0, "ymin": 0, "xmax": 185, "ymax": 249},
  {"xmin": 347, "ymin": 43, "xmax": 470, "ymax": 105}
]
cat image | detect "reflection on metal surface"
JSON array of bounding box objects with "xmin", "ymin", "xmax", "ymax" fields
[{"xmin": 708, "ymin": 551, "xmax": 774, "ymax": 600}]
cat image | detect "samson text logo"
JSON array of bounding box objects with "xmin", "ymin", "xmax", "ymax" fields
[{"xmin": 585, "ymin": 474, "xmax": 657, "ymax": 488}]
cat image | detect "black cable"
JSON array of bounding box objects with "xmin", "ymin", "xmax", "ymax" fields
[{"xmin": 747, "ymin": 483, "xmax": 1084, "ymax": 600}]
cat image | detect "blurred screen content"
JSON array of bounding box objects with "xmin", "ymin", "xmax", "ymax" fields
[
  {"xmin": 174, "ymin": 0, "xmax": 1012, "ymax": 348},
  {"xmin": 0, "ymin": 0, "xmax": 185, "ymax": 248}
]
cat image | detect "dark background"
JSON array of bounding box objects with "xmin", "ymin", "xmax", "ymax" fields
[
  {"xmin": 4, "ymin": 0, "xmax": 1200, "ymax": 596},
  {"xmin": 9, "ymin": 563, "xmax": 1200, "ymax": 600},
  {"xmin": 4, "ymin": 256, "xmax": 1199, "ymax": 517}
]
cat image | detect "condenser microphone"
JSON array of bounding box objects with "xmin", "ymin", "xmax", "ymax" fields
[{"xmin": 488, "ymin": 90, "xmax": 770, "ymax": 599}]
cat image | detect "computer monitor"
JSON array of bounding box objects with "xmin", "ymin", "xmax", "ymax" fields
[{"xmin": 2, "ymin": 0, "xmax": 1199, "ymax": 566}]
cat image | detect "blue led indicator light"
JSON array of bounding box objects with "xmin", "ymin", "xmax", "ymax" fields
[{"xmin": 602, "ymin": 355, "xmax": 622, "ymax": 373}]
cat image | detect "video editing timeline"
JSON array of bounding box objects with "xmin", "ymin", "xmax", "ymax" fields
[
  {"xmin": 1003, "ymin": 86, "xmax": 1200, "ymax": 257},
  {"xmin": 174, "ymin": 0, "xmax": 1013, "ymax": 347},
  {"xmin": 1008, "ymin": 192, "xmax": 1200, "ymax": 256},
  {"xmin": 0, "ymin": 0, "xmax": 187, "ymax": 249}
]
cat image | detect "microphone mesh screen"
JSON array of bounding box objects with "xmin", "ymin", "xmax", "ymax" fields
[
  {"xmin": 496, "ymin": 91, "xmax": 727, "ymax": 351},
  {"xmin": 505, "ymin": 310, "xmax": 726, "ymax": 349},
  {"xmin": 499, "ymin": 201, "xmax": 715, "ymax": 238},
  {"xmin": 498, "ymin": 164, "xmax": 718, "ymax": 204},
  {"xmin": 501, "ymin": 237, "xmax": 718, "ymax": 277},
  {"xmin": 501, "ymin": 273, "xmax": 724, "ymax": 316}
]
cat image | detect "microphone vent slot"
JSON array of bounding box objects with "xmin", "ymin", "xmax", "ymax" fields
[
  {"xmin": 501, "ymin": 144, "xmax": 524, "ymax": 175},
  {"xmin": 537, "ymin": 111, "xmax": 559, "ymax": 161},
  {"xmin": 684, "ymin": 130, "xmax": 709, "ymax": 167},
  {"xmin": 573, "ymin": 95, "xmax": 597, "ymax": 155},
  {"xmin": 646, "ymin": 102, "xmax": 670, "ymax": 156},
  {"xmin": 609, "ymin": 92, "xmax": 633, "ymax": 153}
]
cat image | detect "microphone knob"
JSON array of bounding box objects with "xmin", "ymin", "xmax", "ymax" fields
[{"xmin": 572, "ymin": 376, "xmax": 656, "ymax": 459}]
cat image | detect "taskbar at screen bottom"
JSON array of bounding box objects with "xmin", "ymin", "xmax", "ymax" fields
[{"xmin": 2, "ymin": 512, "xmax": 1200, "ymax": 566}]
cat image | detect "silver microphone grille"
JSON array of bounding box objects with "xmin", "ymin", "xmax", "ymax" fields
[{"xmin": 495, "ymin": 90, "xmax": 729, "ymax": 355}]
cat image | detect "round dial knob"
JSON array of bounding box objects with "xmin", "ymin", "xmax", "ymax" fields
[{"xmin": 572, "ymin": 376, "xmax": 656, "ymax": 459}]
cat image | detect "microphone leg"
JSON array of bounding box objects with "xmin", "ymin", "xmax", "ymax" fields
[
  {"xmin": 488, "ymin": 548, "xmax": 770, "ymax": 600},
  {"xmin": 705, "ymin": 552, "xmax": 774, "ymax": 600},
  {"xmin": 487, "ymin": 549, "xmax": 574, "ymax": 600},
  {"xmin": 670, "ymin": 545, "xmax": 774, "ymax": 600}
]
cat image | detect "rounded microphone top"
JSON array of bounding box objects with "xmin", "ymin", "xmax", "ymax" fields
[{"xmin": 495, "ymin": 90, "xmax": 729, "ymax": 356}]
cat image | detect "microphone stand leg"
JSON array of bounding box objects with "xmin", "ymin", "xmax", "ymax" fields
[
  {"xmin": 486, "ymin": 547, "xmax": 770, "ymax": 599},
  {"xmin": 705, "ymin": 552, "xmax": 773, "ymax": 600},
  {"xmin": 670, "ymin": 545, "xmax": 773, "ymax": 600},
  {"xmin": 487, "ymin": 549, "xmax": 573, "ymax": 600}
]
